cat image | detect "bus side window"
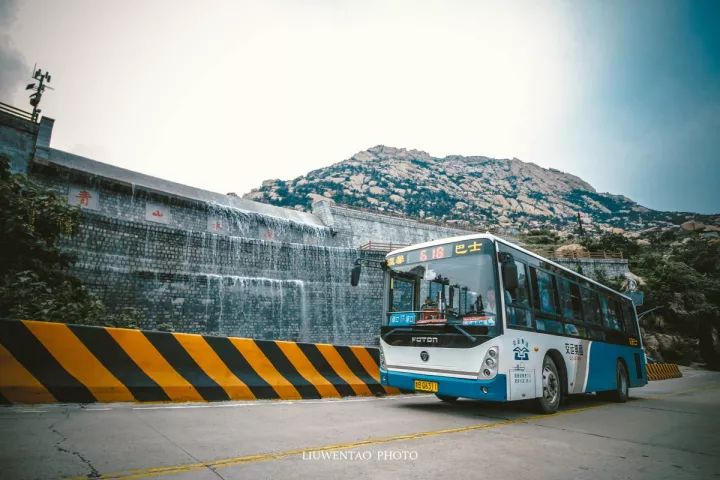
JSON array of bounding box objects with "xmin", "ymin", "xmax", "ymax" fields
[
  {"xmin": 531, "ymin": 268, "xmax": 562, "ymax": 333},
  {"xmin": 505, "ymin": 261, "xmax": 532, "ymax": 329},
  {"xmin": 581, "ymin": 287, "xmax": 605, "ymax": 341},
  {"xmin": 558, "ymin": 278, "xmax": 583, "ymax": 320},
  {"xmin": 581, "ymin": 288, "xmax": 599, "ymax": 324},
  {"xmin": 622, "ymin": 300, "xmax": 638, "ymax": 338},
  {"xmin": 557, "ymin": 278, "xmax": 584, "ymax": 337},
  {"xmin": 600, "ymin": 295, "xmax": 622, "ymax": 331},
  {"xmin": 614, "ymin": 299, "xmax": 625, "ymax": 332},
  {"xmin": 568, "ymin": 283, "xmax": 586, "ymax": 337},
  {"xmin": 532, "ymin": 269, "xmax": 559, "ymax": 315}
]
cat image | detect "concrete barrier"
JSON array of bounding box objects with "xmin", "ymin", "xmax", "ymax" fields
[
  {"xmin": 646, "ymin": 363, "xmax": 682, "ymax": 381},
  {"xmin": 0, "ymin": 320, "xmax": 398, "ymax": 404}
]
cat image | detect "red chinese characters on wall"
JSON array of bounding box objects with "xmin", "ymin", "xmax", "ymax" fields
[
  {"xmin": 207, "ymin": 216, "xmax": 226, "ymax": 233},
  {"xmin": 67, "ymin": 186, "xmax": 99, "ymax": 210},
  {"xmin": 145, "ymin": 202, "xmax": 171, "ymax": 224},
  {"xmin": 76, "ymin": 190, "xmax": 92, "ymax": 206}
]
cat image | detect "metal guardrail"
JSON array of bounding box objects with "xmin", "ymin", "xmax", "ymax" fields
[{"xmin": 0, "ymin": 101, "xmax": 35, "ymax": 122}]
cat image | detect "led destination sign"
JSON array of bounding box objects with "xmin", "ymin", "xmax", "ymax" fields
[{"xmin": 386, "ymin": 239, "xmax": 491, "ymax": 267}]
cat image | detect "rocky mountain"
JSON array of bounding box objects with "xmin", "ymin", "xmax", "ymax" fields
[{"xmin": 244, "ymin": 146, "xmax": 718, "ymax": 233}]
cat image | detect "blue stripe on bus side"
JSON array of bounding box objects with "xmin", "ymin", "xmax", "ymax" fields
[{"xmin": 585, "ymin": 342, "xmax": 647, "ymax": 392}]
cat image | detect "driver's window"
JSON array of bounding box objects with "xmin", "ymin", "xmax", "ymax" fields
[
  {"xmin": 506, "ymin": 261, "xmax": 533, "ymax": 329},
  {"xmin": 390, "ymin": 277, "xmax": 415, "ymax": 312}
]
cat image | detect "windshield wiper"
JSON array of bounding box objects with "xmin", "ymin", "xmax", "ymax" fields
[
  {"xmin": 381, "ymin": 327, "xmax": 412, "ymax": 340},
  {"xmin": 450, "ymin": 324, "xmax": 477, "ymax": 343}
]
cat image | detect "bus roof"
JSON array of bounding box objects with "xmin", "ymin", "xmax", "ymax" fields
[{"xmin": 387, "ymin": 233, "xmax": 633, "ymax": 302}]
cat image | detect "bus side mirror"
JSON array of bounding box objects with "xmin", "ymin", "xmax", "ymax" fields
[
  {"xmin": 351, "ymin": 264, "xmax": 361, "ymax": 287},
  {"xmin": 502, "ymin": 262, "xmax": 518, "ymax": 290}
]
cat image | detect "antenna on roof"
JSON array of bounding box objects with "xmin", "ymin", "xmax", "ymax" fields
[{"xmin": 26, "ymin": 65, "xmax": 53, "ymax": 123}]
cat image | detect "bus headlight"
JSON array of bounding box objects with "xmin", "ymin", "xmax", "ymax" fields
[{"xmin": 479, "ymin": 346, "xmax": 499, "ymax": 379}]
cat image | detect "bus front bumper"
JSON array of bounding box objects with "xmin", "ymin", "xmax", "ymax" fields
[{"xmin": 381, "ymin": 369, "xmax": 507, "ymax": 402}]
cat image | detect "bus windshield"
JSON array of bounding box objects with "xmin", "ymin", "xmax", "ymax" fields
[{"xmin": 386, "ymin": 240, "xmax": 500, "ymax": 334}]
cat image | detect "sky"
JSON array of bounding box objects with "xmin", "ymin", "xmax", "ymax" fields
[{"xmin": 1, "ymin": 0, "xmax": 718, "ymax": 214}]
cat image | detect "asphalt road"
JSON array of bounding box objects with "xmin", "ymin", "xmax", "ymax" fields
[{"xmin": 1, "ymin": 367, "xmax": 718, "ymax": 480}]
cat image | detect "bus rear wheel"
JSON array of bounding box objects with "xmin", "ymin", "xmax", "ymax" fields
[
  {"xmin": 436, "ymin": 394, "xmax": 458, "ymax": 403},
  {"xmin": 599, "ymin": 361, "xmax": 629, "ymax": 403},
  {"xmin": 535, "ymin": 356, "xmax": 561, "ymax": 414}
]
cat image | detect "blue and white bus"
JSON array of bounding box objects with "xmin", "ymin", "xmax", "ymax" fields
[{"xmin": 369, "ymin": 234, "xmax": 647, "ymax": 413}]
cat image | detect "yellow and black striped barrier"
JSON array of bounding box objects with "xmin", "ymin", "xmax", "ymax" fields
[
  {"xmin": 646, "ymin": 363, "xmax": 682, "ymax": 381},
  {"xmin": 0, "ymin": 320, "xmax": 398, "ymax": 404}
]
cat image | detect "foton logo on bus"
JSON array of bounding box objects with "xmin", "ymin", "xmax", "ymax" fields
[{"xmin": 411, "ymin": 337, "xmax": 439, "ymax": 344}]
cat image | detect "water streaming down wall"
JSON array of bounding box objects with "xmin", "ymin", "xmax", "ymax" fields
[
  {"xmin": 17, "ymin": 140, "xmax": 451, "ymax": 345},
  {"xmin": 57, "ymin": 208, "xmax": 380, "ymax": 344},
  {"xmin": 205, "ymin": 201, "xmax": 333, "ymax": 244}
]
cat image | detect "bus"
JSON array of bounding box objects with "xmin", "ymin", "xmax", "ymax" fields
[{"xmin": 356, "ymin": 233, "xmax": 647, "ymax": 413}]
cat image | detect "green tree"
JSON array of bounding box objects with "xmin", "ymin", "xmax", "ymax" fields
[{"xmin": 0, "ymin": 155, "xmax": 139, "ymax": 327}]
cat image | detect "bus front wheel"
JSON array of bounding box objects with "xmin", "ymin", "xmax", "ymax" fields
[
  {"xmin": 535, "ymin": 356, "xmax": 561, "ymax": 414},
  {"xmin": 599, "ymin": 361, "xmax": 629, "ymax": 403}
]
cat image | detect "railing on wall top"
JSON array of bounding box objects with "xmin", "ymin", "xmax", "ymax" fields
[
  {"xmin": 359, "ymin": 241, "xmax": 410, "ymax": 253},
  {"xmin": 0, "ymin": 102, "xmax": 35, "ymax": 123}
]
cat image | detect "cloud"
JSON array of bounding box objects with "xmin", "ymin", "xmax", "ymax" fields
[
  {"xmin": 0, "ymin": 0, "xmax": 27, "ymax": 100},
  {"xmin": 0, "ymin": 36, "xmax": 27, "ymax": 99},
  {"xmin": 0, "ymin": 0, "xmax": 20, "ymax": 28}
]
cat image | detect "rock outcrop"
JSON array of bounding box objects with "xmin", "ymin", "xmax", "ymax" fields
[{"xmin": 244, "ymin": 145, "xmax": 720, "ymax": 232}]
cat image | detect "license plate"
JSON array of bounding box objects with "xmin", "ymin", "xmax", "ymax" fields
[{"xmin": 414, "ymin": 380, "xmax": 438, "ymax": 393}]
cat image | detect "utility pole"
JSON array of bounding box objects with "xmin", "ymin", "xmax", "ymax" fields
[
  {"xmin": 577, "ymin": 212, "xmax": 585, "ymax": 237},
  {"xmin": 25, "ymin": 66, "xmax": 53, "ymax": 122}
]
